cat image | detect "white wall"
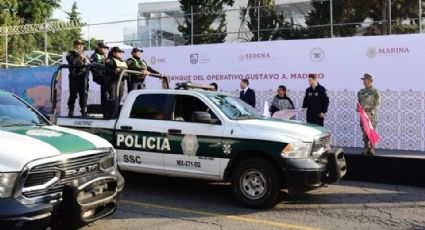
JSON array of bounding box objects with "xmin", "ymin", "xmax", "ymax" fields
[{"xmin": 62, "ymin": 34, "xmax": 425, "ymax": 151}]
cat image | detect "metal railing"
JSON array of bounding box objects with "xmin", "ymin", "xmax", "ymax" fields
[
  {"xmin": 2, "ymin": 1, "xmax": 424, "ymax": 68},
  {"xmin": 50, "ymin": 64, "xmax": 170, "ymax": 119}
]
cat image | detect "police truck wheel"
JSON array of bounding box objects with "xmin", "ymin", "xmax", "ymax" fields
[{"xmin": 231, "ymin": 158, "xmax": 281, "ymax": 209}]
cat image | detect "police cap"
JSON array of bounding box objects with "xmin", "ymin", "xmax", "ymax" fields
[
  {"xmin": 73, "ymin": 39, "xmax": 85, "ymax": 45},
  {"xmin": 97, "ymin": 42, "xmax": 109, "ymax": 49},
  {"xmin": 111, "ymin": 47, "xmax": 125, "ymax": 53},
  {"xmin": 131, "ymin": 47, "xmax": 143, "ymax": 54}
]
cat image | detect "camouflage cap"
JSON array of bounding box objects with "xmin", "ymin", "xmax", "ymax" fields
[{"xmin": 361, "ymin": 73, "xmax": 374, "ymax": 80}]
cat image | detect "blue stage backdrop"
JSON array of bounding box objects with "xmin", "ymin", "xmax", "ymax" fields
[{"xmin": 0, "ymin": 66, "xmax": 58, "ymax": 117}]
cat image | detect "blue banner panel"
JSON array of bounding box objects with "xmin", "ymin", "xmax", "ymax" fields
[{"xmin": 0, "ymin": 66, "xmax": 58, "ymax": 117}]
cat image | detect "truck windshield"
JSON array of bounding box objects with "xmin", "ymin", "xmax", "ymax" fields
[
  {"xmin": 206, "ymin": 94, "xmax": 263, "ymax": 120},
  {"xmin": 0, "ymin": 93, "xmax": 47, "ymax": 127}
]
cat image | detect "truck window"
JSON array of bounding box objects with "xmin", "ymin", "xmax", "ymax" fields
[
  {"xmin": 206, "ymin": 94, "xmax": 262, "ymax": 120},
  {"xmin": 172, "ymin": 95, "xmax": 217, "ymax": 123},
  {"xmin": 130, "ymin": 94, "xmax": 168, "ymax": 120}
]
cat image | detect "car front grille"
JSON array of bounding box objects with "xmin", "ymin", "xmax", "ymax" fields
[{"xmin": 22, "ymin": 151, "xmax": 112, "ymax": 199}]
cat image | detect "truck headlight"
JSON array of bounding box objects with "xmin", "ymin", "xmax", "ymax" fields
[
  {"xmin": 0, "ymin": 173, "xmax": 18, "ymax": 198},
  {"xmin": 281, "ymin": 143, "xmax": 312, "ymax": 159},
  {"xmin": 100, "ymin": 148, "xmax": 117, "ymax": 172}
]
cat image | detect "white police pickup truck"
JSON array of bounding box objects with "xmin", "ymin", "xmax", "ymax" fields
[
  {"xmin": 0, "ymin": 90, "xmax": 124, "ymax": 229},
  {"xmin": 57, "ymin": 83, "xmax": 346, "ymax": 208}
]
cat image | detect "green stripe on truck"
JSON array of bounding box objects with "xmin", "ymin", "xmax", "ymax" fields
[{"xmin": 4, "ymin": 126, "xmax": 96, "ymax": 154}]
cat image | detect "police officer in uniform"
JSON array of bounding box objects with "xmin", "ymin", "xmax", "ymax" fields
[
  {"xmin": 105, "ymin": 47, "xmax": 127, "ymax": 117},
  {"xmin": 302, "ymin": 74, "xmax": 329, "ymax": 126},
  {"xmin": 66, "ymin": 39, "xmax": 90, "ymax": 117},
  {"xmin": 90, "ymin": 42, "xmax": 109, "ymax": 115},
  {"xmin": 126, "ymin": 47, "xmax": 160, "ymax": 92},
  {"xmin": 358, "ymin": 73, "xmax": 381, "ymax": 155}
]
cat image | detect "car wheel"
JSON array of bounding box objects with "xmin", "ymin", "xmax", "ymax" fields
[{"xmin": 231, "ymin": 158, "xmax": 281, "ymax": 209}]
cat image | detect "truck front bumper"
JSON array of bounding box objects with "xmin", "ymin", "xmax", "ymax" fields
[
  {"xmin": 283, "ymin": 148, "xmax": 347, "ymax": 192},
  {"xmin": 0, "ymin": 170, "xmax": 124, "ymax": 229},
  {"xmin": 0, "ymin": 198, "xmax": 54, "ymax": 229}
]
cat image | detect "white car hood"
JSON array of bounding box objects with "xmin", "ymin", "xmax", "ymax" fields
[
  {"xmin": 237, "ymin": 118, "xmax": 329, "ymax": 142},
  {"xmin": 0, "ymin": 125, "xmax": 111, "ymax": 172}
]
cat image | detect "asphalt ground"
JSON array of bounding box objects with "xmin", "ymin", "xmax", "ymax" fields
[{"xmin": 82, "ymin": 172, "xmax": 425, "ymax": 230}]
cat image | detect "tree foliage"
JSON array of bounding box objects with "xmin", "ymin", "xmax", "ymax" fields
[
  {"xmin": 178, "ymin": 0, "xmax": 234, "ymax": 45},
  {"xmin": 0, "ymin": 0, "xmax": 87, "ymax": 66},
  {"xmin": 306, "ymin": 0, "xmax": 363, "ymax": 38},
  {"xmin": 65, "ymin": 1, "xmax": 82, "ymax": 40},
  {"xmin": 241, "ymin": 0, "xmax": 277, "ymax": 41},
  {"xmin": 306, "ymin": 0, "xmax": 425, "ymax": 38},
  {"xmin": 240, "ymin": 0, "xmax": 308, "ymax": 41},
  {"xmin": 47, "ymin": 1, "xmax": 84, "ymax": 54}
]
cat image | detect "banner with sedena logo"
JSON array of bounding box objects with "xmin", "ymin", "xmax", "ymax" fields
[{"xmin": 61, "ymin": 34, "xmax": 425, "ymax": 151}]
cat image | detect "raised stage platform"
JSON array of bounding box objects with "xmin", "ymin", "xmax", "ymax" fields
[{"xmin": 341, "ymin": 147, "xmax": 425, "ymax": 187}]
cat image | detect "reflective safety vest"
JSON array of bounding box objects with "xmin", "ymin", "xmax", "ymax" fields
[
  {"xmin": 130, "ymin": 57, "xmax": 147, "ymax": 70},
  {"xmin": 111, "ymin": 58, "xmax": 128, "ymax": 81},
  {"xmin": 113, "ymin": 58, "xmax": 128, "ymax": 68},
  {"xmin": 96, "ymin": 53, "xmax": 106, "ymax": 63},
  {"xmin": 91, "ymin": 53, "xmax": 107, "ymax": 85}
]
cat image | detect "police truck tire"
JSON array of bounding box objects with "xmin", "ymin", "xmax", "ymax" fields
[{"xmin": 231, "ymin": 158, "xmax": 281, "ymax": 209}]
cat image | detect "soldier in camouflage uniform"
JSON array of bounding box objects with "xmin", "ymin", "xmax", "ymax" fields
[{"xmin": 357, "ymin": 73, "xmax": 381, "ymax": 156}]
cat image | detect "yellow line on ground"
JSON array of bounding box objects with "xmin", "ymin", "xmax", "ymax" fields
[{"xmin": 121, "ymin": 200, "xmax": 322, "ymax": 230}]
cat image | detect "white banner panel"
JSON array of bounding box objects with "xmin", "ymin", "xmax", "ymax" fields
[{"xmin": 61, "ymin": 34, "xmax": 425, "ymax": 151}]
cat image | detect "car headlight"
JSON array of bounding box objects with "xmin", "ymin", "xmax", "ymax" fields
[
  {"xmin": 0, "ymin": 173, "xmax": 18, "ymax": 198},
  {"xmin": 281, "ymin": 142, "xmax": 312, "ymax": 159}
]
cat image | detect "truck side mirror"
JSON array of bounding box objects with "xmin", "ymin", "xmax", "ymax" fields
[{"xmin": 192, "ymin": 111, "xmax": 220, "ymax": 124}]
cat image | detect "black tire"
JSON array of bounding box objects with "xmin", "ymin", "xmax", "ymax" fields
[{"xmin": 231, "ymin": 158, "xmax": 281, "ymax": 209}]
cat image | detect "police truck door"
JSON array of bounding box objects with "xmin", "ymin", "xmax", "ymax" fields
[
  {"xmin": 115, "ymin": 93, "xmax": 170, "ymax": 174},
  {"xmin": 163, "ymin": 94, "xmax": 226, "ymax": 180}
]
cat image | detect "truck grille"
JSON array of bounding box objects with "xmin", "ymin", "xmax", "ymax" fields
[
  {"xmin": 24, "ymin": 171, "xmax": 57, "ymax": 187},
  {"xmin": 22, "ymin": 151, "xmax": 112, "ymax": 199}
]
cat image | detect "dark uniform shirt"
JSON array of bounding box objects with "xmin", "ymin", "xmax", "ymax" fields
[
  {"xmin": 66, "ymin": 50, "xmax": 89, "ymax": 76},
  {"xmin": 302, "ymin": 83, "xmax": 329, "ymax": 117}
]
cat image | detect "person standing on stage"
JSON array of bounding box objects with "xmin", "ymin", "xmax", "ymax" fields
[
  {"xmin": 240, "ymin": 79, "xmax": 256, "ymax": 108},
  {"xmin": 302, "ymin": 74, "xmax": 329, "ymax": 126},
  {"xmin": 358, "ymin": 73, "xmax": 381, "ymax": 156},
  {"xmin": 269, "ymin": 85, "xmax": 295, "ymax": 116}
]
